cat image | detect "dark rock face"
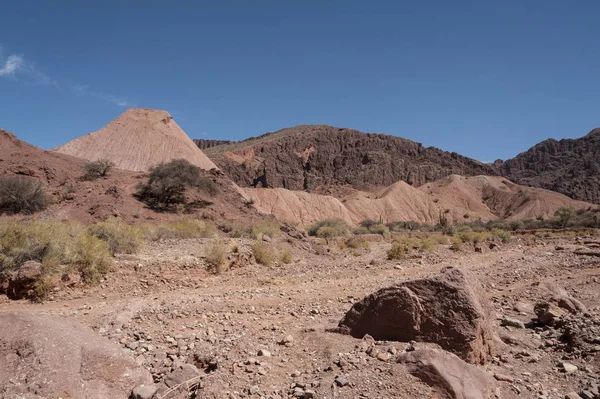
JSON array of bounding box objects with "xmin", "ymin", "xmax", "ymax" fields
[
  {"xmin": 336, "ymin": 267, "xmax": 494, "ymax": 364},
  {"xmin": 193, "ymin": 139, "xmax": 234, "ymax": 150},
  {"xmin": 497, "ymin": 128, "xmax": 600, "ymax": 204},
  {"xmin": 197, "ymin": 125, "xmax": 496, "ymax": 191}
]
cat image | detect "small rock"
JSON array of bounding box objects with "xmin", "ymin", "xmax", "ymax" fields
[
  {"xmin": 561, "ymin": 362, "xmax": 578, "ymax": 373},
  {"xmin": 493, "ymin": 373, "xmax": 514, "ymax": 383},
  {"xmin": 304, "ymin": 389, "xmax": 315, "ymax": 398},
  {"xmin": 131, "ymin": 384, "xmax": 159, "ymax": 399},
  {"xmin": 376, "ymin": 352, "xmax": 391, "ymax": 361},
  {"xmin": 127, "ymin": 341, "xmax": 140, "ymax": 350},
  {"xmin": 249, "ymin": 385, "xmax": 260, "ymax": 395},
  {"xmin": 258, "ymin": 349, "xmax": 271, "ymax": 357},
  {"xmin": 500, "ymin": 317, "xmax": 525, "ymax": 329},
  {"xmin": 564, "ymin": 393, "xmax": 582, "ymax": 399},
  {"xmin": 334, "ymin": 375, "xmax": 350, "ymax": 387}
]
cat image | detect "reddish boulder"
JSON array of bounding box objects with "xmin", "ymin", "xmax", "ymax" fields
[
  {"xmin": 398, "ymin": 348, "xmax": 496, "ymax": 399},
  {"xmin": 336, "ymin": 267, "xmax": 494, "ymax": 364}
]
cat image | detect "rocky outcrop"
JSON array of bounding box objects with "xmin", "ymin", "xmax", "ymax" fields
[
  {"xmin": 199, "ymin": 125, "xmax": 496, "ymax": 190},
  {"xmin": 398, "ymin": 347, "xmax": 496, "ymax": 399},
  {"xmin": 0, "ymin": 311, "xmax": 152, "ymax": 398},
  {"xmin": 193, "ymin": 139, "xmax": 234, "ymax": 150},
  {"xmin": 496, "ymin": 128, "xmax": 600, "ymax": 204},
  {"xmin": 336, "ymin": 267, "xmax": 494, "ymax": 364}
]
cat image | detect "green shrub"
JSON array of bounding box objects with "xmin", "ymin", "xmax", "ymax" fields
[
  {"xmin": 251, "ymin": 241, "xmax": 276, "ymax": 266},
  {"xmin": 495, "ymin": 230, "xmax": 511, "ymax": 243},
  {"xmin": 87, "ymin": 217, "xmax": 142, "ymax": 255},
  {"xmin": 387, "ymin": 241, "xmax": 407, "ymax": 260},
  {"xmin": 0, "ymin": 176, "xmax": 49, "ymax": 215},
  {"xmin": 83, "ymin": 159, "xmax": 115, "ymax": 180},
  {"xmin": 135, "ymin": 159, "xmax": 218, "ymax": 210},
  {"xmin": 307, "ymin": 219, "xmax": 350, "ymax": 238},
  {"xmin": 205, "ymin": 240, "xmax": 227, "ymax": 272},
  {"xmin": 353, "ymin": 226, "xmax": 371, "ymax": 235}
]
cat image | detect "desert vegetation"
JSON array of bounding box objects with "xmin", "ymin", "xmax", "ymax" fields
[
  {"xmin": 135, "ymin": 158, "xmax": 218, "ymax": 211},
  {"xmin": 82, "ymin": 159, "xmax": 115, "ymax": 180},
  {"xmin": 307, "ymin": 218, "xmax": 351, "ymax": 239},
  {"xmin": 0, "ymin": 175, "xmax": 49, "ymax": 215}
]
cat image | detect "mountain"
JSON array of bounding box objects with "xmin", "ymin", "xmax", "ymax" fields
[
  {"xmin": 496, "ymin": 128, "xmax": 600, "ymax": 204},
  {"xmin": 196, "ymin": 125, "xmax": 496, "ymax": 191},
  {"xmin": 54, "ymin": 108, "xmax": 218, "ymax": 172},
  {"xmin": 245, "ymin": 174, "xmax": 592, "ymax": 226}
]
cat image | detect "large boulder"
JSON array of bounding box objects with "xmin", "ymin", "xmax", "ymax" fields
[
  {"xmin": 398, "ymin": 347, "xmax": 496, "ymax": 399},
  {"xmin": 0, "ymin": 311, "xmax": 152, "ymax": 398},
  {"xmin": 336, "ymin": 267, "xmax": 494, "ymax": 364}
]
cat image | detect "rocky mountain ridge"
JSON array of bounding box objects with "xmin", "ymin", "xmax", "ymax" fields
[
  {"xmin": 196, "ymin": 125, "xmax": 496, "ymax": 191},
  {"xmin": 496, "ymin": 128, "xmax": 600, "ymax": 204},
  {"xmin": 197, "ymin": 125, "xmax": 600, "ymax": 204}
]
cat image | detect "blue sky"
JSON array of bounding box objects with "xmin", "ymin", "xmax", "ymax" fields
[{"xmin": 1, "ymin": 1, "xmax": 598, "ymax": 162}]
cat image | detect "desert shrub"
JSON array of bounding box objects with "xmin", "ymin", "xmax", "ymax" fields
[
  {"xmin": 307, "ymin": 219, "xmax": 350, "ymax": 238},
  {"xmin": 280, "ymin": 249, "xmax": 292, "ymax": 264},
  {"xmin": 0, "ymin": 176, "xmax": 49, "ymax": 215},
  {"xmin": 87, "ymin": 217, "xmax": 142, "ymax": 255},
  {"xmin": 0, "ymin": 220, "xmax": 112, "ymax": 289},
  {"xmin": 387, "ymin": 241, "xmax": 407, "ymax": 260},
  {"xmin": 143, "ymin": 220, "xmax": 217, "ymax": 241},
  {"xmin": 370, "ymin": 224, "xmax": 390, "ymax": 236},
  {"xmin": 83, "ymin": 159, "xmax": 115, "ymax": 180},
  {"xmin": 386, "ymin": 221, "xmax": 423, "ymax": 232},
  {"xmin": 251, "ymin": 241, "xmax": 276, "ymax": 266},
  {"xmin": 450, "ymin": 236, "xmax": 462, "ymax": 251},
  {"xmin": 135, "ymin": 159, "xmax": 218, "ymax": 210},
  {"xmin": 353, "ymin": 226, "xmax": 371, "ymax": 235},
  {"xmin": 419, "ymin": 238, "xmax": 437, "ymax": 251},
  {"xmin": 494, "ymin": 230, "xmax": 511, "ymax": 243},
  {"xmin": 555, "ymin": 207, "xmax": 575, "ymax": 228},
  {"xmin": 71, "ymin": 234, "xmax": 112, "ymax": 284},
  {"xmin": 205, "ymin": 240, "xmax": 227, "ymax": 273},
  {"xmin": 434, "ymin": 235, "xmax": 449, "ymax": 245},
  {"xmin": 251, "ymin": 220, "xmax": 280, "ymax": 239}
]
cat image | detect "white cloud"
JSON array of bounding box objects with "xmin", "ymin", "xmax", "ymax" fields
[
  {"xmin": 0, "ymin": 54, "xmax": 24, "ymax": 76},
  {"xmin": 0, "ymin": 50, "xmax": 57, "ymax": 86},
  {"xmin": 2, "ymin": 45, "xmax": 131, "ymax": 107},
  {"xmin": 72, "ymin": 84, "xmax": 133, "ymax": 107}
]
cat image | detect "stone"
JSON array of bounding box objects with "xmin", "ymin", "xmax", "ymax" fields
[
  {"xmin": 500, "ymin": 317, "xmax": 525, "ymax": 329},
  {"xmin": 564, "ymin": 393, "xmax": 582, "ymax": 399},
  {"xmin": 334, "ymin": 375, "xmax": 350, "ymax": 387},
  {"xmin": 561, "ymin": 362, "xmax": 578, "ymax": 373},
  {"xmin": 164, "ymin": 364, "xmax": 201, "ymax": 388},
  {"xmin": 304, "ymin": 389, "xmax": 316, "ymax": 398},
  {"xmin": 534, "ymin": 302, "xmax": 564, "ymax": 326},
  {"xmin": 249, "ymin": 385, "xmax": 260, "ymax": 395},
  {"xmin": 258, "ymin": 349, "xmax": 271, "ymax": 357},
  {"xmin": 399, "ymin": 348, "xmax": 496, "ymax": 399},
  {"xmin": 336, "ymin": 267, "xmax": 494, "ymax": 364},
  {"xmin": 131, "ymin": 384, "xmax": 159, "ymax": 399},
  {"xmin": 493, "ymin": 373, "xmax": 514, "ymax": 383}
]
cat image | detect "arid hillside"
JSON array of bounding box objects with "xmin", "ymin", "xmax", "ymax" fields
[
  {"xmin": 0, "ymin": 128, "xmax": 253, "ymax": 224},
  {"xmin": 197, "ymin": 125, "xmax": 496, "ymax": 190},
  {"xmin": 246, "ymin": 175, "xmax": 593, "ymax": 226},
  {"xmin": 497, "ymin": 128, "xmax": 600, "ymax": 204},
  {"xmin": 54, "ymin": 108, "xmax": 218, "ymax": 172}
]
